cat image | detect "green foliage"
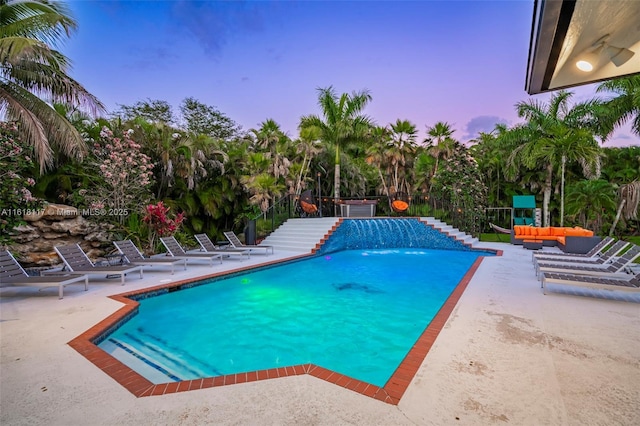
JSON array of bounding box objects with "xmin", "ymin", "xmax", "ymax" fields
[
  {"xmin": 0, "ymin": 122, "xmax": 42, "ymax": 241},
  {"xmin": 0, "ymin": 0, "xmax": 104, "ymax": 172},
  {"xmin": 300, "ymin": 86, "xmax": 373, "ymax": 199},
  {"xmin": 596, "ymin": 75, "xmax": 640, "ymax": 138},
  {"xmin": 429, "ymin": 141, "xmax": 487, "ymax": 234},
  {"xmin": 180, "ymin": 97, "xmax": 242, "ymax": 140},
  {"xmin": 112, "ymin": 98, "xmax": 175, "ymax": 124},
  {"xmin": 564, "ymin": 179, "xmax": 617, "ymax": 234}
]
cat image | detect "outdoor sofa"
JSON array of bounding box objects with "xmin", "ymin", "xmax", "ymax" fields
[{"xmin": 511, "ymin": 225, "xmax": 601, "ymax": 254}]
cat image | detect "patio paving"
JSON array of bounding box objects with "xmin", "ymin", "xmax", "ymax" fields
[{"xmin": 1, "ymin": 242, "xmax": 638, "ymax": 425}]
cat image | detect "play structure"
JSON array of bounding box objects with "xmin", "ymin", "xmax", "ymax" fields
[
  {"xmin": 488, "ymin": 195, "xmax": 541, "ymax": 234},
  {"xmin": 512, "ymin": 195, "xmax": 537, "ymax": 226}
]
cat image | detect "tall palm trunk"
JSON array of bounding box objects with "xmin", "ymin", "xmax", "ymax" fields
[
  {"xmin": 543, "ymin": 163, "xmax": 553, "ymax": 227},
  {"xmin": 378, "ymin": 169, "xmax": 390, "ymax": 198},
  {"xmin": 560, "ymin": 155, "xmax": 566, "ymax": 227},
  {"xmin": 334, "ymin": 144, "xmax": 341, "ymax": 200}
]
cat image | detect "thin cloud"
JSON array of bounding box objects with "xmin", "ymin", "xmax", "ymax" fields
[
  {"xmin": 462, "ymin": 115, "xmax": 509, "ymax": 141},
  {"xmin": 127, "ymin": 46, "xmax": 180, "ymax": 71},
  {"xmin": 169, "ymin": 1, "xmax": 266, "ymax": 58}
]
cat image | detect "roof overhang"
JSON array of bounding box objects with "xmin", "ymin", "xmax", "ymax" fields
[{"xmin": 526, "ymin": 0, "xmax": 640, "ymax": 95}]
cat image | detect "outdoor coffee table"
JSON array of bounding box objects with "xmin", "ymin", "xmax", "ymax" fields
[{"xmin": 523, "ymin": 239, "xmax": 543, "ymax": 250}]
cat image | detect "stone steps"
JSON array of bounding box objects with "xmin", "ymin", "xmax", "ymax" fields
[
  {"xmin": 261, "ymin": 217, "xmax": 340, "ymax": 253},
  {"xmin": 420, "ymin": 217, "xmax": 480, "ymax": 248}
]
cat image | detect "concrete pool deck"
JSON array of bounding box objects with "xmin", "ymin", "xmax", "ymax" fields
[{"xmin": 1, "ymin": 243, "xmax": 639, "ymax": 425}]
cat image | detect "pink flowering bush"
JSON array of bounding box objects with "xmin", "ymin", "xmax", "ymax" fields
[
  {"xmin": 83, "ymin": 126, "xmax": 155, "ymax": 223},
  {"xmin": 142, "ymin": 201, "xmax": 185, "ymax": 249},
  {"xmin": 0, "ymin": 122, "xmax": 42, "ymax": 240}
]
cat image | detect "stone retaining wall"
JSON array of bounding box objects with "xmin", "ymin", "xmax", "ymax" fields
[{"xmin": 7, "ymin": 203, "xmax": 116, "ymax": 267}]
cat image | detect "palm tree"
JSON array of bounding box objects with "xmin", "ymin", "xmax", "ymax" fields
[
  {"xmin": 596, "ymin": 75, "xmax": 640, "ymax": 138},
  {"xmin": 503, "ymin": 91, "xmax": 602, "ymax": 227},
  {"xmin": 250, "ymin": 118, "xmax": 283, "ymax": 152},
  {"xmin": 132, "ymin": 118, "xmax": 179, "ymax": 198},
  {"xmin": 0, "ymin": 0, "xmax": 104, "ymax": 172},
  {"xmin": 424, "ymin": 121, "xmax": 456, "ymax": 179},
  {"xmin": 565, "ymin": 179, "xmax": 617, "ymax": 234},
  {"xmin": 388, "ymin": 119, "xmax": 417, "ymax": 194},
  {"xmin": 299, "ymin": 86, "xmax": 373, "ymax": 200},
  {"xmin": 469, "ymin": 124, "xmax": 509, "ymax": 206},
  {"xmin": 174, "ymin": 133, "xmax": 228, "ymax": 191},
  {"xmin": 292, "ymin": 125, "xmax": 323, "ymax": 196},
  {"xmin": 365, "ymin": 125, "xmax": 392, "ymax": 197}
]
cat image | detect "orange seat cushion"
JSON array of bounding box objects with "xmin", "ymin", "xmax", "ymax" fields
[
  {"xmin": 537, "ymin": 227, "xmax": 550, "ymax": 236},
  {"xmin": 564, "ymin": 228, "xmax": 586, "ymax": 236},
  {"xmin": 391, "ymin": 200, "xmax": 409, "ymax": 212},
  {"xmin": 300, "ymin": 201, "xmax": 318, "ymax": 214}
]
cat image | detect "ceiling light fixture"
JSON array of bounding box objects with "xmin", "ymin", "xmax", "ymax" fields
[
  {"xmin": 575, "ymin": 34, "xmax": 636, "ymax": 72},
  {"xmin": 604, "ymin": 45, "xmax": 635, "ymax": 67},
  {"xmin": 576, "ymin": 52, "xmax": 599, "ymax": 72}
]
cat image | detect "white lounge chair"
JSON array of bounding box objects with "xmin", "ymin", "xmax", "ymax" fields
[
  {"xmin": 532, "ymin": 236, "xmax": 614, "ymax": 261},
  {"xmin": 194, "ymin": 234, "xmax": 251, "ymax": 261},
  {"xmin": 533, "ymin": 240, "xmax": 629, "ymax": 270},
  {"xmin": 223, "ymin": 231, "xmax": 274, "ymax": 255},
  {"xmin": 1, "ymin": 250, "xmax": 88, "ymax": 299},
  {"xmin": 541, "ymin": 270, "xmax": 640, "ymax": 295},
  {"xmin": 45, "ymin": 244, "xmax": 143, "ymax": 285},
  {"xmin": 113, "ymin": 240, "xmax": 187, "ymax": 274},
  {"xmin": 535, "ymin": 244, "xmax": 640, "ymax": 279},
  {"xmin": 159, "ymin": 236, "xmax": 223, "ymax": 266}
]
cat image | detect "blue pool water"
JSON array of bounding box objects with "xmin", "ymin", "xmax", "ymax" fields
[{"xmin": 100, "ymin": 247, "xmax": 488, "ymax": 387}]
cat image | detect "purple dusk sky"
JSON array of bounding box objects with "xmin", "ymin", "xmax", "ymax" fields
[{"xmin": 63, "ymin": 0, "xmax": 638, "ymax": 147}]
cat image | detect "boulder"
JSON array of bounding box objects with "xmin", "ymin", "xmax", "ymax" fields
[
  {"xmin": 18, "ymin": 251, "xmax": 62, "ymax": 267},
  {"xmin": 8, "ymin": 203, "xmax": 116, "ymax": 267},
  {"xmin": 26, "ymin": 203, "xmax": 78, "ymax": 222},
  {"xmin": 50, "ymin": 216, "xmax": 90, "ymax": 235}
]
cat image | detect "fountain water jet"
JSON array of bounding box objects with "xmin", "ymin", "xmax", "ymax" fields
[{"xmin": 316, "ymin": 218, "xmax": 470, "ymax": 254}]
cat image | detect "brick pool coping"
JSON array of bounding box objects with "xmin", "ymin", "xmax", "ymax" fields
[{"xmin": 69, "ymin": 239, "xmax": 502, "ymax": 405}]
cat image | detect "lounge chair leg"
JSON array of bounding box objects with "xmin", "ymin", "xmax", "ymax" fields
[{"xmin": 59, "ymin": 285, "xmax": 63, "ymax": 300}]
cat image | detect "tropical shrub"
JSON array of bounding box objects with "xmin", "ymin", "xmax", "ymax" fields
[
  {"xmin": 0, "ymin": 122, "xmax": 42, "ymax": 241},
  {"xmin": 565, "ymin": 179, "xmax": 617, "ymax": 234},
  {"xmin": 429, "ymin": 141, "xmax": 487, "ymax": 234},
  {"xmin": 83, "ymin": 126, "xmax": 154, "ymax": 224},
  {"xmin": 142, "ymin": 201, "xmax": 185, "ymax": 250}
]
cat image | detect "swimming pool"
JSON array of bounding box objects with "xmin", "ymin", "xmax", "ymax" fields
[{"xmin": 99, "ymin": 247, "xmax": 489, "ymax": 388}]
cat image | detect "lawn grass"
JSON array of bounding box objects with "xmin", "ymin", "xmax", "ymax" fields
[
  {"xmin": 479, "ymin": 233, "xmax": 511, "ymax": 243},
  {"xmin": 625, "ymin": 236, "xmax": 640, "ymax": 246}
]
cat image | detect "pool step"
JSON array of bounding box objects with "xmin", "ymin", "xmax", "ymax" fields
[
  {"xmin": 261, "ymin": 217, "xmax": 340, "ymax": 253},
  {"xmin": 102, "ymin": 338, "xmax": 184, "ymax": 383},
  {"xmin": 421, "ymin": 217, "xmax": 479, "ymax": 248}
]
